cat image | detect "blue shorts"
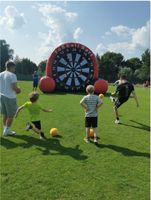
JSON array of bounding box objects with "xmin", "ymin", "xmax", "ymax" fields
[{"xmin": 33, "ymin": 80, "xmax": 38, "ymax": 88}]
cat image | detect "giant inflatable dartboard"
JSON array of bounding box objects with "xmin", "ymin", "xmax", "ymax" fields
[{"xmin": 45, "ymin": 43, "xmax": 98, "ymax": 92}]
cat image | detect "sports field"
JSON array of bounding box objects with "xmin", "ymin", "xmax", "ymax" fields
[{"xmin": 1, "ymin": 81, "xmax": 150, "ymax": 200}]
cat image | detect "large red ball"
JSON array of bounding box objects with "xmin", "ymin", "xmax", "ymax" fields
[
  {"xmin": 39, "ymin": 76, "xmax": 56, "ymax": 93},
  {"xmin": 94, "ymin": 79, "xmax": 108, "ymax": 94}
]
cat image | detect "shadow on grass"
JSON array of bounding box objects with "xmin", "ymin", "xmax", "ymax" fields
[
  {"xmin": 120, "ymin": 120, "xmax": 150, "ymax": 132},
  {"xmin": 95, "ymin": 143, "xmax": 150, "ymax": 158},
  {"xmin": 1, "ymin": 135, "xmax": 88, "ymax": 160}
]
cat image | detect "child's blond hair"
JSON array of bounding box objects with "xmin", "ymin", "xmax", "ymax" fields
[
  {"xmin": 86, "ymin": 85, "xmax": 94, "ymax": 94},
  {"xmin": 29, "ymin": 92, "xmax": 39, "ymax": 103}
]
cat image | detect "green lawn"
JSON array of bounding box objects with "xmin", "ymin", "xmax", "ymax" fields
[{"xmin": 1, "ymin": 81, "xmax": 150, "ymax": 200}]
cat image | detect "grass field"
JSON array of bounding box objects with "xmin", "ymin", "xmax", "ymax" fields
[{"xmin": 1, "ymin": 81, "xmax": 150, "ymax": 200}]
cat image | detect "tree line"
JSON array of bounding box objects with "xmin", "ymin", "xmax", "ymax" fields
[
  {"xmin": 0, "ymin": 39, "xmax": 150, "ymax": 83},
  {"xmin": 96, "ymin": 49, "xmax": 150, "ymax": 83}
]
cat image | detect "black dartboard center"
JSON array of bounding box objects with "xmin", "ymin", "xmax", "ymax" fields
[{"xmin": 51, "ymin": 45, "xmax": 95, "ymax": 91}]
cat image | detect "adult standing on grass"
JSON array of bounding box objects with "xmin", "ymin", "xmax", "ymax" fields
[
  {"xmin": 32, "ymin": 70, "xmax": 39, "ymax": 91},
  {"xmin": 110, "ymin": 75, "xmax": 139, "ymax": 124},
  {"xmin": 0, "ymin": 60, "xmax": 21, "ymax": 136}
]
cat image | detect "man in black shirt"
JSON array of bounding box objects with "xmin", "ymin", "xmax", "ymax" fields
[{"xmin": 110, "ymin": 75, "xmax": 139, "ymax": 124}]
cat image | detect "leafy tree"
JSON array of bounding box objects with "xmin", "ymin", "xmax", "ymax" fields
[
  {"xmin": 14, "ymin": 55, "xmax": 22, "ymax": 74},
  {"xmin": 0, "ymin": 40, "xmax": 14, "ymax": 72},
  {"xmin": 38, "ymin": 60, "xmax": 47, "ymax": 76},
  {"xmin": 14, "ymin": 57, "xmax": 37, "ymax": 75},
  {"xmin": 97, "ymin": 52, "xmax": 124, "ymax": 82},
  {"xmin": 141, "ymin": 49, "xmax": 150, "ymax": 80},
  {"xmin": 134, "ymin": 49, "xmax": 150, "ymax": 82},
  {"xmin": 119, "ymin": 67, "xmax": 134, "ymax": 82},
  {"xmin": 125, "ymin": 57, "xmax": 142, "ymax": 71}
]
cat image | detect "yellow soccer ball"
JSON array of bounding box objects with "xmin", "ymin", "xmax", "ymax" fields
[
  {"xmin": 88, "ymin": 128, "xmax": 94, "ymax": 138},
  {"xmin": 50, "ymin": 128, "xmax": 58, "ymax": 137},
  {"xmin": 99, "ymin": 93, "xmax": 104, "ymax": 99}
]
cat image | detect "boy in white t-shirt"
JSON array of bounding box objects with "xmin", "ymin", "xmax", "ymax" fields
[
  {"xmin": 0, "ymin": 60, "xmax": 21, "ymax": 136},
  {"xmin": 80, "ymin": 85, "xmax": 103, "ymax": 144}
]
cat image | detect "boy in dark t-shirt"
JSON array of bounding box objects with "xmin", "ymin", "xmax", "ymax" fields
[{"xmin": 110, "ymin": 75, "xmax": 139, "ymax": 124}]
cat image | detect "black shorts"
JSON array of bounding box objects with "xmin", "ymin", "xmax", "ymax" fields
[
  {"xmin": 85, "ymin": 117, "xmax": 98, "ymax": 128},
  {"xmin": 114, "ymin": 98, "xmax": 128, "ymax": 108},
  {"xmin": 32, "ymin": 121, "xmax": 41, "ymax": 130}
]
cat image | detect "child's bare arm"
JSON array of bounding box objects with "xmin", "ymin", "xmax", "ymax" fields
[
  {"xmin": 97, "ymin": 102, "xmax": 103, "ymax": 109},
  {"xmin": 15, "ymin": 105, "xmax": 25, "ymax": 118},
  {"xmin": 41, "ymin": 108, "xmax": 53, "ymax": 112},
  {"xmin": 95, "ymin": 102, "xmax": 103, "ymax": 111},
  {"xmin": 80, "ymin": 102, "xmax": 88, "ymax": 110}
]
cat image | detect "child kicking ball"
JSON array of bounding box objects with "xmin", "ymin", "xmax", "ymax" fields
[{"xmin": 15, "ymin": 92, "xmax": 52, "ymax": 140}]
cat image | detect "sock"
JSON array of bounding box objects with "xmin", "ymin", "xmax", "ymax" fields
[
  {"xmin": 40, "ymin": 132, "xmax": 46, "ymax": 138},
  {"xmin": 29, "ymin": 124, "xmax": 33, "ymax": 129},
  {"xmin": 5, "ymin": 126, "xmax": 10, "ymax": 130},
  {"xmin": 3, "ymin": 126, "xmax": 10, "ymax": 133},
  {"xmin": 94, "ymin": 136, "xmax": 97, "ymax": 140}
]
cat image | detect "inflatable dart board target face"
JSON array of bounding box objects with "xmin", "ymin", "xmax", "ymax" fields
[{"xmin": 46, "ymin": 43, "xmax": 98, "ymax": 92}]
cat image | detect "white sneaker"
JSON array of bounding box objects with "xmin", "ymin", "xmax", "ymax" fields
[
  {"xmin": 3, "ymin": 129, "xmax": 16, "ymax": 136},
  {"xmin": 84, "ymin": 137, "xmax": 90, "ymax": 143},
  {"xmin": 40, "ymin": 136, "xmax": 46, "ymax": 141},
  {"xmin": 115, "ymin": 119, "xmax": 120, "ymax": 124},
  {"xmin": 25, "ymin": 122, "xmax": 32, "ymax": 131},
  {"xmin": 94, "ymin": 138, "xmax": 98, "ymax": 143},
  {"xmin": 110, "ymin": 96, "xmax": 115, "ymax": 103}
]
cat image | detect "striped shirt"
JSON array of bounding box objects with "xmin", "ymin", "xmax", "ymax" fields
[{"xmin": 80, "ymin": 94, "xmax": 102, "ymax": 117}]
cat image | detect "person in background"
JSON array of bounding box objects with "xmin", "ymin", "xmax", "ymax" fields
[
  {"xmin": 32, "ymin": 71, "xmax": 39, "ymax": 91},
  {"xmin": 0, "ymin": 60, "xmax": 21, "ymax": 136}
]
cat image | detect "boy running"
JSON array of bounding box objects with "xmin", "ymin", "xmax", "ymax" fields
[{"xmin": 15, "ymin": 92, "xmax": 52, "ymax": 140}]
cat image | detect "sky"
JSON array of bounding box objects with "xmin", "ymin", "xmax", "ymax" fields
[{"xmin": 0, "ymin": 1, "xmax": 150, "ymax": 65}]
